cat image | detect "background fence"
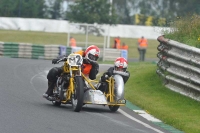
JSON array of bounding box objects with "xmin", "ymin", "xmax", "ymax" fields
[
  {"xmin": 0, "ymin": 17, "xmax": 164, "ymax": 40},
  {"xmin": 0, "ymin": 42, "xmax": 127, "ymax": 61},
  {"xmin": 156, "ymin": 36, "xmax": 200, "ymax": 101}
]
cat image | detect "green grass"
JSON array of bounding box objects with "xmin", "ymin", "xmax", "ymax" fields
[
  {"xmin": 125, "ymin": 62, "xmax": 200, "ymax": 133},
  {"xmin": 0, "ymin": 30, "xmax": 159, "ymax": 59}
]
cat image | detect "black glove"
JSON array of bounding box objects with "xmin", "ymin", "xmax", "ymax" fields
[
  {"xmin": 52, "ymin": 59, "xmax": 59, "ymax": 64},
  {"xmin": 101, "ymin": 73, "xmax": 108, "ymax": 82},
  {"xmin": 106, "ymin": 71, "xmax": 112, "ymax": 77}
]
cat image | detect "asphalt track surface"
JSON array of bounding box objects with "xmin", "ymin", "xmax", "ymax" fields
[{"xmin": 0, "ymin": 57, "xmax": 170, "ymax": 133}]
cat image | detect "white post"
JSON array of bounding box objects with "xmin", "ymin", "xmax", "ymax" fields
[
  {"xmin": 85, "ymin": 24, "xmax": 88, "ymax": 48},
  {"xmin": 67, "ymin": 22, "xmax": 70, "ymax": 47},
  {"xmin": 107, "ymin": 25, "xmax": 110, "ymax": 48},
  {"xmin": 103, "ymin": 27, "xmax": 107, "ymax": 61},
  {"xmin": 106, "ymin": 0, "xmax": 112, "ymax": 48}
]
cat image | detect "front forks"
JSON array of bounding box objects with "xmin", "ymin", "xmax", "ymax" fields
[{"xmin": 65, "ymin": 77, "xmax": 74, "ymax": 101}]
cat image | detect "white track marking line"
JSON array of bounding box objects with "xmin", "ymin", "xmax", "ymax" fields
[
  {"xmin": 118, "ymin": 109, "xmax": 165, "ymax": 133},
  {"xmin": 30, "ymin": 71, "xmax": 47, "ymax": 95},
  {"xmin": 133, "ymin": 110, "xmax": 162, "ymax": 122}
]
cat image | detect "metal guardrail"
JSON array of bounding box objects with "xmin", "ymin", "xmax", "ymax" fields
[{"xmin": 156, "ymin": 36, "xmax": 200, "ymax": 101}]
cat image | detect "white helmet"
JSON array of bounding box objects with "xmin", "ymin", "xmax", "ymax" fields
[
  {"xmin": 114, "ymin": 57, "xmax": 128, "ymax": 71},
  {"xmin": 85, "ymin": 45, "xmax": 100, "ymax": 62}
]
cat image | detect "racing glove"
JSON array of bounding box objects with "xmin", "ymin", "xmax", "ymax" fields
[
  {"xmin": 101, "ymin": 73, "xmax": 109, "ymax": 82},
  {"xmin": 52, "ymin": 58, "xmax": 59, "ymax": 64},
  {"xmin": 90, "ymin": 61, "xmax": 99, "ymax": 74}
]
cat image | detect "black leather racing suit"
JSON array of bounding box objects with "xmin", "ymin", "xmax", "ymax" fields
[
  {"xmin": 98, "ymin": 67, "xmax": 130, "ymax": 93},
  {"xmin": 45, "ymin": 56, "xmax": 99, "ymax": 96}
]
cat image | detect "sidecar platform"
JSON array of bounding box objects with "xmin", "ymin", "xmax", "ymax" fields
[{"xmin": 83, "ymin": 89, "xmax": 108, "ymax": 105}]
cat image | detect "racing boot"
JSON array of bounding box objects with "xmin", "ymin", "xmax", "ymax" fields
[{"xmin": 43, "ymin": 81, "xmax": 55, "ymax": 100}]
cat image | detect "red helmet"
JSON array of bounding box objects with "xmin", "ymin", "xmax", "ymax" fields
[
  {"xmin": 85, "ymin": 45, "xmax": 100, "ymax": 62},
  {"xmin": 114, "ymin": 57, "xmax": 128, "ymax": 71}
]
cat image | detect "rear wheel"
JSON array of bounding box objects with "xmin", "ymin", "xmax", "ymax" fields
[
  {"xmin": 71, "ymin": 76, "xmax": 84, "ymax": 112},
  {"xmin": 108, "ymin": 105, "xmax": 120, "ymax": 112}
]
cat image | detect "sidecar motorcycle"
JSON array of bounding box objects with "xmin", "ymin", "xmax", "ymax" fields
[
  {"xmin": 82, "ymin": 73, "xmax": 126, "ymax": 112},
  {"xmin": 48, "ymin": 53, "xmax": 126, "ymax": 112}
]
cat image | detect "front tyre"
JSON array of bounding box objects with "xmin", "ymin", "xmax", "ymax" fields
[
  {"xmin": 71, "ymin": 76, "xmax": 84, "ymax": 112},
  {"xmin": 108, "ymin": 105, "xmax": 120, "ymax": 112}
]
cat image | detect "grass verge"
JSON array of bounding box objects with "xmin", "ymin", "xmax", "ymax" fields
[{"xmin": 125, "ymin": 62, "xmax": 200, "ymax": 133}]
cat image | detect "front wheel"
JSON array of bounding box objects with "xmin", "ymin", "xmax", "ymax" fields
[
  {"xmin": 108, "ymin": 105, "xmax": 120, "ymax": 112},
  {"xmin": 71, "ymin": 76, "xmax": 84, "ymax": 112}
]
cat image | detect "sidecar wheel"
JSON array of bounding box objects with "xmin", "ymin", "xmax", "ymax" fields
[
  {"xmin": 52, "ymin": 101, "xmax": 61, "ymax": 106},
  {"xmin": 108, "ymin": 105, "xmax": 120, "ymax": 112},
  {"xmin": 71, "ymin": 76, "xmax": 84, "ymax": 112}
]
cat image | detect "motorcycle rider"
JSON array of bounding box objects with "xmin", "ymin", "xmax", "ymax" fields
[
  {"xmin": 43, "ymin": 45, "xmax": 100, "ymax": 100},
  {"xmin": 97, "ymin": 57, "xmax": 130, "ymax": 93}
]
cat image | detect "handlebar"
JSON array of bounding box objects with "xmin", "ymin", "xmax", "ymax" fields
[{"xmin": 56, "ymin": 57, "xmax": 68, "ymax": 63}]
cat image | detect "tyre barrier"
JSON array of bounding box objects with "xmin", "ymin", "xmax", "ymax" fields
[{"xmin": 0, "ymin": 42, "xmax": 128, "ymax": 61}]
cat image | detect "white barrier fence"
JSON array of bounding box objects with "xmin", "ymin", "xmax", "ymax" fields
[{"xmin": 0, "ymin": 17, "xmax": 165, "ymax": 40}]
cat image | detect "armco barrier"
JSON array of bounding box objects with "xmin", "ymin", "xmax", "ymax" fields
[
  {"xmin": 156, "ymin": 36, "xmax": 200, "ymax": 101},
  {"xmin": 0, "ymin": 42, "xmax": 128, "ymax": 61}
]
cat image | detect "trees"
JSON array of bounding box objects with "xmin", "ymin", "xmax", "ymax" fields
[
  {"xmin": 46, "ymin": 0, "xmax": 65, "ymax": 19},
  {"xmin": 0, "ymin": 0, "xmax": 47, "ymax": 18},
  {"xmin": 0, "ymin": 0, "xmax": 200, "ymax": 26},
  {"xmin": 0, "ymin": 0, "xmax": 18, "ymax": 17},
  {"xmin": 112, "ymin": 0, "xmax": 136, "ymax": 24},
  {"xmin": 134, "ymin": 0, "xmax": 200, "ymax": 25},
  {"xmin": 66, "ymin": 0, "xmax": 118, "ymax": 24}
]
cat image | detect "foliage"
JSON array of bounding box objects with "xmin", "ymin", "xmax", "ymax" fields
[
  {"xmin": 0, "ymin": 0, "xmax": 200, "ymax": 26},
  {"xmin": 0, "ymin": 0, "xmax": 47, "ymax": 18},
  {"xmin": 136, "ymin": 0, "xmax": 200, "ymax": 25},
  {"xmin": 66, "ymin": 0, "xmax": 118, "ymax": 24},
  {"xmin": 134, "ymin": 14, "xmax": 166, "ymax": 26},
  {"xmin": 112, "ymin": 0, "xmax": 136, "ymax": 24},
  {"xmin": 111, "ymin": 0, "xmax": 200, "ymax": 26},
  {"xmin": 163, "ymin": 14, "xmax": 200, "ymax": 47},
  {"xmin": 46, "ymin": 0, "xmax": 65, "ymax": 19}
]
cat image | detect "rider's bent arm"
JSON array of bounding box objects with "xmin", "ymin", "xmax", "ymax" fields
[
  {"xmin": 122, "ymin": 71, "xmax": 130, "ymax": 83},
  {"xmin": 112, "ymin": 69, "xmax": 130, "ymax": 84},
  {"xmin": 89, "ymin": 63, "xmax": 99, "ymax": 80}
]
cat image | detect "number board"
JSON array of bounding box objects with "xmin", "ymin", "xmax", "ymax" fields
[{"xmin": 67, "ymin": 54, "xmax": 83, "ymax": 66}]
